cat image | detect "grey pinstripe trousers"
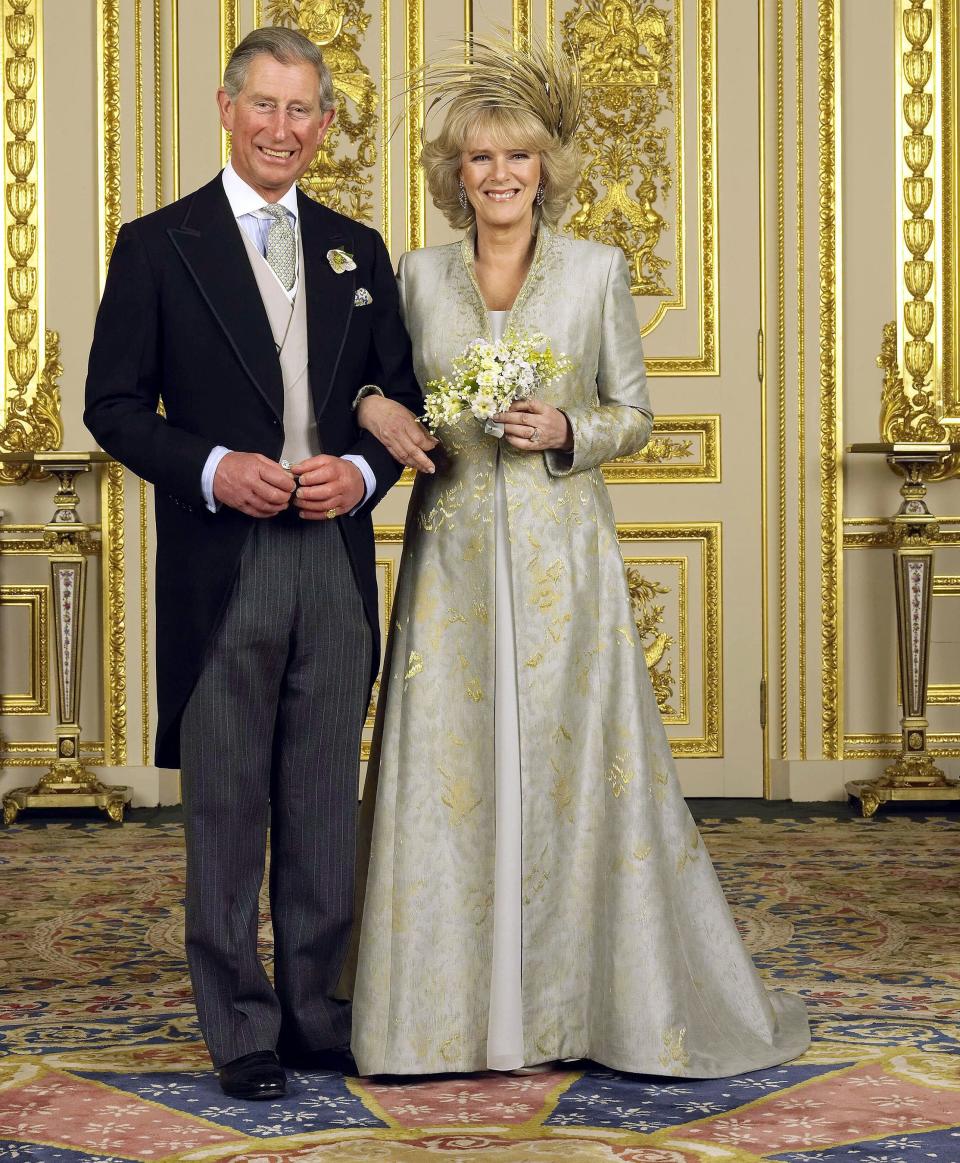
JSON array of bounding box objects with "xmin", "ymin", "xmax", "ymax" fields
[{"xmin": 179, "ymin": 517, "xmax": 372, "ymax": 1067}]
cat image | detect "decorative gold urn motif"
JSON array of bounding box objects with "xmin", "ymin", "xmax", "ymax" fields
[
  {"xmin": 267, "ymin": 0, "xmax": 379, "ymax": 221},
  {"xmin": 563, "ymin": 0, "xmax": 676, "ymax": 298}
]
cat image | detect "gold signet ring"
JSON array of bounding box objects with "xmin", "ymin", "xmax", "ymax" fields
[{"xmin": 326, "ymin": 508, "xmax": 338, "ymax": 520}]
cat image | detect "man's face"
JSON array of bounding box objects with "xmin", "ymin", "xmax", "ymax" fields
[{"xmin": 217, "ymin": 54, "xmax": 335, "ymax": 202}]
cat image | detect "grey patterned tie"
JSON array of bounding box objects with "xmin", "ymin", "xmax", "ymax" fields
[{"xmin": 261, "ymin": 204, "xmax": 296, "ymax": 291}]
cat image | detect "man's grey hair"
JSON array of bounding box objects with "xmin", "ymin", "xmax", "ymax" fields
[{"xmin": 222, "ymin": 27, "xmax": 336, "ymax": 113}]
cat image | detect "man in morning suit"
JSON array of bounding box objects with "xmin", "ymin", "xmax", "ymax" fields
[{"xmin": 84, "ymin": 27, "xmax": 432, "ymax": 1100}]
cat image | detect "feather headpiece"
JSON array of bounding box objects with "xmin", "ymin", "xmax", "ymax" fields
[{"xmin": 416, "ymin": 34, "xmax": 581, "ymax": 145}]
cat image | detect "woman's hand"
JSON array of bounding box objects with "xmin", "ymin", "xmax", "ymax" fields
[
  {"xmin": 357, "ymin": 395, "xmax": 438, "ymax": 473},
  {"xmin": 494, "ymin": 398, "xmax": 573, "ymax": 453}
]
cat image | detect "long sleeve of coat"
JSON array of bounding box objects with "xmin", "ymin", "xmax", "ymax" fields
[{"xmin": 545, "ymin": 247, "xmax": 653, "ymax": 478}]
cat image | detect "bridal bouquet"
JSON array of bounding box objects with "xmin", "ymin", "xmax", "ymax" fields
[{"xmin": 423, "ymin": 331, "xmax": 571, "ymax": 435}]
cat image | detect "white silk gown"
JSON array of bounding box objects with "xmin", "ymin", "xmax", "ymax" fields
[{"xmin": 349, "ymin": 228, "xmax": 810, "ymax": 1077}]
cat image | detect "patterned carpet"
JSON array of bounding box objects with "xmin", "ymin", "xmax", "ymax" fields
[{"xmin": 1, "ymin": 815, "xmax": 959, "ymax": 1162}]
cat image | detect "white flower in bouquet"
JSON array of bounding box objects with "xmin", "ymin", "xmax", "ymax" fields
[{"xmin": 423, "ymin": 330, "xmax": 572, "ymax": 435}]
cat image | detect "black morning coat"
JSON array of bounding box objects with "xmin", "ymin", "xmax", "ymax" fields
[{"xmin": 84, "ymin": 174, "xmax": 424, "ymax": 769}]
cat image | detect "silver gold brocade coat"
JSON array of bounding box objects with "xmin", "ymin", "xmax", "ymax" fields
[{"xmin": 350, "ymin": 230, "xmax": 810, "ymax": 1077}]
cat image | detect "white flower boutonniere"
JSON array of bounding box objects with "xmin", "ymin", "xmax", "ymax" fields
[{"xmin": 327, "ymin": 248, "xmax": 357, "ymax": 274}]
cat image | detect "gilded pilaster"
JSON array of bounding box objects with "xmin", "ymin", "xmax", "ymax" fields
[
  {"xmin": 0, "ymin": 0, "xmax": 61, "ymax": 479},
  {"xmin": 880, "ymin": 0, "xmax": 960, "ymax": 478}
]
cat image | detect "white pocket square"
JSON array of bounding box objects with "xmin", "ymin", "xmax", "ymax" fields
[{"xmin": 354, "ymin": 287, "xmax": 373, "ymax": 307}]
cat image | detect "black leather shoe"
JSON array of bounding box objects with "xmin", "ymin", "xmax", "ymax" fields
[
  {"xmin": 218, "ymin": 1051, "xmax": 287, "ymax": 1100},
  {"xmin": 278, "ymin": 1045, "xmax": 358, "ymax": 1075}
]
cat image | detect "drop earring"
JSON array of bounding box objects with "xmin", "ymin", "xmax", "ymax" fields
[
  {"xmin": 458, "ymin": 178, "xmax": 468, "ymax": 210},
  {"xmin": 535, "ymin": 181, "xmax": 545, "ymax": 206}
]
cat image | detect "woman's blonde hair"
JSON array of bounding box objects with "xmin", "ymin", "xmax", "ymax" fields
[
  {"xmin": 422, "ymin": 103, "xmax": 580, "ymax": 231},
  {"xmin": 416, "ymin": 37, "xmax": 582, "ymax": 232}
]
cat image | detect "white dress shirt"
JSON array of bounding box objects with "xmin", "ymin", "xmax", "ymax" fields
[{"xmin": 200, "ymin": 161, "xmax": 375, "ymax": 513}]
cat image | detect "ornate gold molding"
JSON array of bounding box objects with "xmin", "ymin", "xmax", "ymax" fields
[
  {"xmin": 617, "ymin": 523, "xmax": 722, "ymax": 758},
  {"xmin": 267, "ymin": 0, "xmax": 381, "ymax": 222},
  {"xmin": 844, "ymin": 521, "xmax": 960, "ymax": 549},
  {"xmin": 395, "ymin": 415, "xmax": 720, "ymax": 488},
  {"xmin": 0, "ymin": 584, "xmax": 49, "ymax": 715},
  {"xmin": 845, "ymin": 732, "xmax": 960, "ymax": 759},
  {"xmin": 98, "ymin": 6, "xmax": 127, "ymax": 768},
  {"xmin": 0, "ymin": 1, "xmax": 61, "ymax": 476},
  {"xmin": 561, "ymin": 0, "xmax": 717, "ymax": 376},
  {"xmin": 380, "ymin": 0, "xmax": 390, "ymax": 247},
  {"xmin": 98, "ymin": 0, "xmax": 121, "ymax": 283},
  {"xmin": 101, "ymin": 462, "xmax": 127, "ymax": 767},
  {"xmin": 796, "ymin": 0, "xmax": 808, "ymax": 760},
  {"xmin": 601, "ymin": 415, "xmax": 720, "ymax": 483},
  {"xmin": 154, "ymin": 0, "xmax": 163, "ymax": 209},
  {"xmin": 0, "ymin": 740, "xmax": 105, "ymax": 768},
  {"xmin": 405, "ymin": 0, "xmax": 424, "ymax": 249},
  {"xmin": 624, "ymin": 555, "xmax": 688, "ymax": 723},
  {"xmin": 220, "ymin": 0, "xmax": 239, "ymax": 168},
  {"xmin": 818, "ymin": 0, "xmax": 842, "ymax": 759},
  {"xmin": 513, "ymin": 0, "xmax": 532, "ymax": 50}
]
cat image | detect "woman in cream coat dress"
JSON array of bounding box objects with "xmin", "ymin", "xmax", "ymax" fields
[{"xmin": 348, "ymin": 41, "xmax": 810, "ymax": 1078}]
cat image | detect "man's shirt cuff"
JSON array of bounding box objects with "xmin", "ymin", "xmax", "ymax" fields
[
  {"xmin": 342, "ymin": 454, "xmax": 376, "ymax": 514},
  {"xmin": 202, "ymin": 446, "xmax": 231, "ymax": 512}
]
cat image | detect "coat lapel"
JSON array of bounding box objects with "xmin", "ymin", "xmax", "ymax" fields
[
  {"xmin": 167, "ymin": 176, "xmax": 284, "ymax": 421},
  {"xmin": 298, "ymin": 189, "xmax": 356, "ymax": 419}
]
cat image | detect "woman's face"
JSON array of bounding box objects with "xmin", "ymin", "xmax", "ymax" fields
[{"xmin": 459, "ymin": 138, "xmax": 542, "ymax": 232}]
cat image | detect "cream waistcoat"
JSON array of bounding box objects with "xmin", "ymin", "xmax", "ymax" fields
[{"xmin": 239, "ymin": 227, "xmax": 319, "ymax": 465}]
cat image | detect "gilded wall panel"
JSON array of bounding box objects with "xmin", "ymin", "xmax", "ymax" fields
[
  {"xmin": 558, "ymin": 0, "xmax": 717, "ymax": 376},
  {"xmin": 617, "ymin": 523, "xmax": 721, "ymax": 757},
  {"xmin": 395, "ymin": 417, "xmax": 720, "ymax": 487},
  {"xmin": 622, "ymin": 555, "xmax": 688, "ymax": 723},
  {"xmin": 266, "ymin": 0, "xmax": 381, "ymax": 221},
  {"xmin": 602, "ymin": 415, "xmax": 719, "ymax": 483},
  {"xmin": 244, "ymin": 0, "xmax": 394, "ymax": 244},
  {"xmin": 0, "ymin": 583, "xmax": 48, "ymax": 715}
]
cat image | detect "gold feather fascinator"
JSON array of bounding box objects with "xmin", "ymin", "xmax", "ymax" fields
[{"xmin": 414, "ymin": 34, "xmax": 582, "ymax": 145}]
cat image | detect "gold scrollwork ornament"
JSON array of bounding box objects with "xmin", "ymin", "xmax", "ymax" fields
[
  {"xmin": 0, "ymin": 331, "xmax": 63, "ymax": 484},
  {"xmin": 878, "ymin": 320, "xmax": 960, "ymax": 480},
  {"xmin": 563, "ymin": 0, "xmax": 675, "ymax": 296},
  {"xmin": 266, "ymin": 0, "xmax": 379, "ymax": 221},
  {"xmin": 626, "ymin": 566, "xmax": 676, "ymax": 715}
]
